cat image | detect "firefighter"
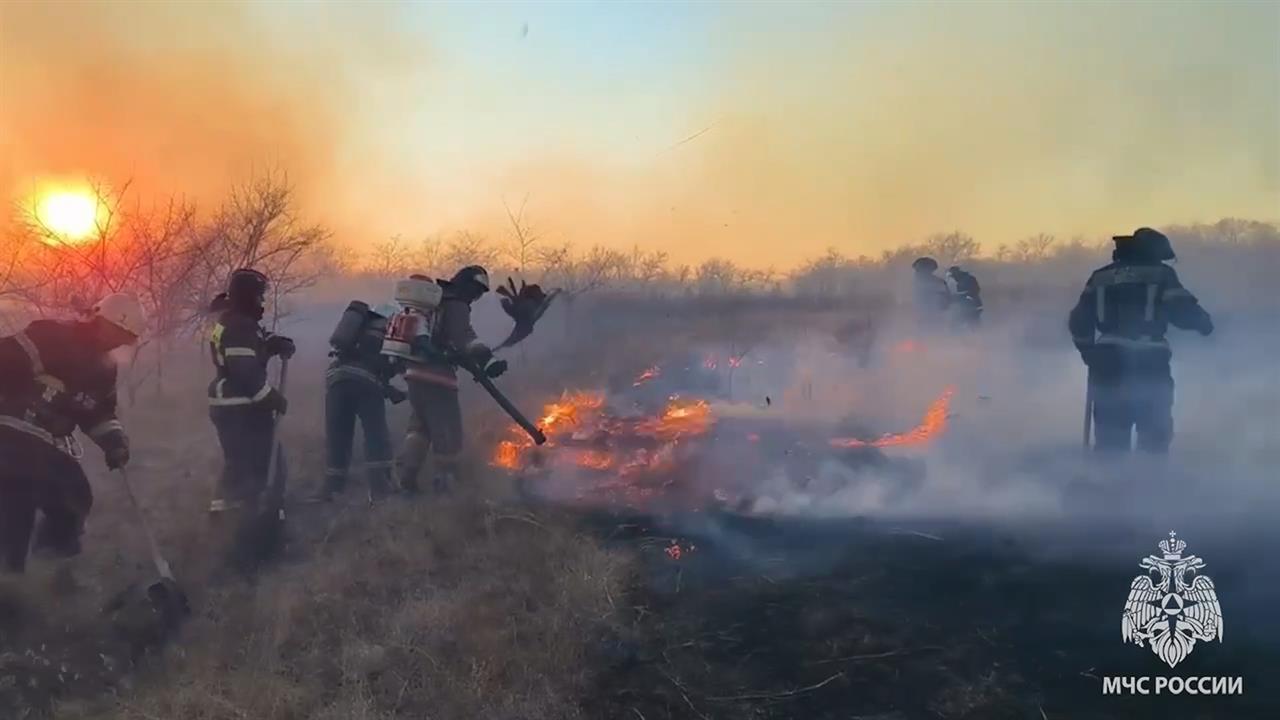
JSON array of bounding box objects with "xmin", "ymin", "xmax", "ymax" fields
[
  {"xmin": 1068, "ymin": 227, "xmax": 1213, "ymax": 454},
  {"xmin": 911, "ymin": 257, "xmax": 952, "ymax": 325},
  {"xmin": 397, "ymin": 266, "xmax": 494, "ymax": 495},
  {"xmin": 0, "ymin": 293, "xmax": 145, "ymax": 574},
  {"xmin": 946, "ymin": 265, "xmax": 983, "ymax": 328},
  {"xmin": 207, "ymin": 269, "xmax": 294, "ymax": 524},
  {"xmin": 316, "ymin": 302, "xmax": 405, "ymax": 503}
]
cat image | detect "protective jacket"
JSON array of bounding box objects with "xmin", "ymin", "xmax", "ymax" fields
[
  {"xmin": 207, "ymin": 308, "xmax": 282, "ymax": 407},
  {"xmin": 1068, "ymin": 258, "xmax": 1212, "ymax": 359},
  {"xmin": 0, "ymin": 320, "xmax": 127, "ymax": 457},
  {"xmin": 403, "ymin": 282, "xmax": 488, "ymax": 389}
]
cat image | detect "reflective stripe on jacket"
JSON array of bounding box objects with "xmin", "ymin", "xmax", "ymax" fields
[
  {"xmin": 1068, "ymin": 260, "xmax": 1212, "ymax": 353},
  {"xmin": 0, "ymin": 320, "xmax": 125, "ymax": 456},
  {"xmin": 208, "ymin": 309, "xmax": 274, "ymax": 406}
]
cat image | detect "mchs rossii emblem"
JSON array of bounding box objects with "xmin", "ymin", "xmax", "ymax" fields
[{"xmin": 1122, "ymin": 532, "xmax": 1223, "ymax": 668}]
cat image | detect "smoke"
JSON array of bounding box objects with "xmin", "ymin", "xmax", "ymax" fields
[
  {"xmin": 3, "ymin": 3, "xmax": 1274, "ymax": 267},
  {"xmin": 471, "ymin": 2, "xmax": 1280, "ymax": 267},
  {"xmin": 0, "ymin": 1, "xmax": 431, "ymax": 240}
]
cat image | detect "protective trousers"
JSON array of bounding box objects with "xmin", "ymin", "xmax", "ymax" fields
[
  {"xmin": 397, "ymin": 379, "xmax": 463, "ymax": 491},
  {"xmin": 1091, "ymin": 365, "xmax": 1175, "ymax": 454},
  {"xmin": 0, "ymin": 429, "xmax": 92, "ymax": 573},
  {"xmin": 324, "ymin": 378, "xmax": 392, "ymax": 495},
  {"xmin": 210, "ymin": 405, "xmax": 286, "ymax": 505}
]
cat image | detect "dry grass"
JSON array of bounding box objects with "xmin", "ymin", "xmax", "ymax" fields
[{"xmin": 1, "ymin": 355, "xmax": 633, "ymax": 720}]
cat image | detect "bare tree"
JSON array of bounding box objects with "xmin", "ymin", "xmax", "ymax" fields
[
  {"xmin": 365, "ymin": 235, "xmax": 417, "ymax": 277},
  {"xmin": 537, "ymin": 242, "xmax": 625, "ymax": 335},
  {"xmin": 187, "ymin": 169, "xmax": 331, "ymax": 329},
  {"xmin": 503, "ymin": 194, "xmax": 540, "ymax": 275},
  {"xmin": 922, "ymin": 231, "xmax": 980, "ymax": 267},
  {"xmin": 437, "ymin": 230, "xmax": 500, "ymax": 272},
  {"xmin": 995, "ymin": 233, "xmax": 1056, "ymax": 264},
  {"xmin": 695, "ymin": 258, "xmax": 743, "ymax": 295}
]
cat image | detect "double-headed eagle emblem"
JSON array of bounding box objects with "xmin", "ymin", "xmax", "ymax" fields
[{"xmin": 1122, "ymin": 531, "xmax": 1223, "ymax": 667}]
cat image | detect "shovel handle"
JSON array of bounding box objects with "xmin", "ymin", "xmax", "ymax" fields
[
  {"xmin": 117, "ymin": 468, "xmax": 175, "ymax": 581},
  {"xmin": 1082, "ymin": 373, "xmax": 1094, "ymax": 450},
  {"xmin": 264, "ymin": 357, "xmax": 290, "ymax": 513}
]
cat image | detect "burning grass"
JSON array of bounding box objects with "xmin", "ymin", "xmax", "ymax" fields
[{"xmin": 829, "ymin": 386, "xmax": 955, "ymax": 449}]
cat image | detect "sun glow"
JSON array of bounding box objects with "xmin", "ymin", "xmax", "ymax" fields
[{"xmin": 34, "ymin": 188, "xmax": 100, "ymax": 242}]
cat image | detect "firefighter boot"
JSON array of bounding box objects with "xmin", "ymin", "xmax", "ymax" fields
[
  {"xmin": 367, "ymin": 466, "xmax": 392, "ymax": 504},
  {"xmin": 432, "ymin": 456, "xmax": 459, "ymax": 495},
  {"xmin": 308, "ymin": 471, "xmax": 346, "ymax": 504}
]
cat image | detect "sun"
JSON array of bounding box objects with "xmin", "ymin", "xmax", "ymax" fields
[{"xmin": 34, "ymin": 188, "xmax": 100, "ymax": 242}]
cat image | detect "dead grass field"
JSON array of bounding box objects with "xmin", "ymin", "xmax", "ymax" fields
[{"xmin": 1, "ymin": 330, "xmax": 643, "ymax": 720}]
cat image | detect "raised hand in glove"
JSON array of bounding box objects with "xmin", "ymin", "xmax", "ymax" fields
[
  {"xmin": 495, "ymin": 277, "xmax": 558, "ymax": 349},
  {"xmin": 105, "ymin": 443, "xmax": 130, "ymax": 470},
  {"xmin": 266, "ymin": 334, "xmax": 296, "ymax": 359},
  {"xmin": 265, "ymin": 387, "xmax": 289, "ymax": 416}
]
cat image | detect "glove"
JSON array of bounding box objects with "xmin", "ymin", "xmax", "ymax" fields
[
  {"xmin": 497, "ymin": 278, "xmax": 551, "ymax": 326},
  {"xmin": 468, "ymin": 343, "xmax": 493, "ymax": 366},
  {"xmin": 265, "ymin": 387, "xmax": 289, "ymax": 416},
  {"xmin": 267, "ymin": 335, "xmax": 296, "ymax": 359},
  {"xmin": 105, "ymin": 443, "xmax": 130, "ymax": 470},
  {"xmin": 485, "ymin": 359, "xmax": 509, "ymax": 379},
  {"xmin": 495, "ymin": 278, "xmax": 558, "ymax": 350},
  {"xmin": 385, "ymin": 385, "xmax": 408, "ymax": 405}
]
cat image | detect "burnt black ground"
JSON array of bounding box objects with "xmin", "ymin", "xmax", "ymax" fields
[{"xmin": 583, "ymin": 512, "xmax": 1280, "ymax": 720}]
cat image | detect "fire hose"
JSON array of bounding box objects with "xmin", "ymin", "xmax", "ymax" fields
[{"xmin": 452, "ymin": 353, "xmax": 547, "ymax": 446}]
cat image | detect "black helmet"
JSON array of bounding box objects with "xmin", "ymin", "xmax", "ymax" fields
[
  {"xmin": 450, "ymin": 265, "xmax": 491, "ymax": 294},
  {"xmin": 227, "ymin": 268, "xmax": 268, "ymax": 315},
  {"xmin": 912, "ymin": 257, "xmax": 939, "ymax": 273},
  {"xmin": 1112, "ymin": 227, "xmax": 1175, "ymax": 261}
]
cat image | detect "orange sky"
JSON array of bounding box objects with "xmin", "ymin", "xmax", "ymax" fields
[{"xmin": 2, "ymin": 2, "xmax": 1276, "ymax": 269}]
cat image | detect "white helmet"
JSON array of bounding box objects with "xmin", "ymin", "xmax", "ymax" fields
[{"xmin": 92, "ymin": 292, "xmax": 147, "ymax": 339}]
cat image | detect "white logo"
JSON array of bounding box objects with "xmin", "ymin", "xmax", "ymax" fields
[{"xmin": 1122, "ymin": 531, "xmax": 1223, "ymax": 668}]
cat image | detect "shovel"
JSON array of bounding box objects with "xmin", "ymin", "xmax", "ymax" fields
[
  {"xmin": 110, "ymin": 467, "xmax": 191, "ymax": 622},
  {"xmin": 263, "ymin": 357, "xmax": 290, "ymax": 518},
  {"xmin": 1082, "ymin": 372, "xmax": 1094, "ymax": 451}
]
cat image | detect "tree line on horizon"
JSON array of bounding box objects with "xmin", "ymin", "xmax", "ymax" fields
[{"xmin": 2, "ymin": 169, "xmax": 1276, "ymax": 393}]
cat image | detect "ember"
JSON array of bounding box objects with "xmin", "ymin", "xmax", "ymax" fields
[
  {"xmin": 703, "ymin": 354, "xmax": 718, "ymax": 370},
  {"xmin": 665, "ymin": 540, "xmax": 695, "ymax": 560},
  {"xmin": 828, "ymin": 387, "xmax": 955, "ymax": 449},
  {"xmin": 892, "ymin": 339, "xmax": 924, "ymax": 354},
  {"xmin": 633, "ymin": 365, "xmax": 661, "ymax": 387}
]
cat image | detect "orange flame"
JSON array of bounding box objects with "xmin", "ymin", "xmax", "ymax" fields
[
  {"xmin": 703, "ymin": 354, "xmax": 718, "ymax": 370},
  {"xmin": 828, "ymin": 386, "xmax": 955, "ymax": 449},
  {"xmin": 633, "ymin": 365, "xmax": 661, "ymax": 387},
  {"xmin": 491, "ymin": 391, "xmax": 607, "ymax": 470},
  {"xmin": 490, "ymin": 391, "xmax": 717, "ymax": 490}
]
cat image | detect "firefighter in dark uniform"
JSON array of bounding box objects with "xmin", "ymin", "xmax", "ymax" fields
[
  {"xmin": 207, "ymin": 269, "xmax": 294, "ymax": 519},
  {"xmin": 947, "ymin": 265, "xmax": 983, "ymax": 328},
  {"xmin": 1068, "ymin": 228, "xmax": 1213, "ymax": 454},
  {"xmin": 397, "ymin": 266, "xmax": 494, "ymax": 494},
  {"xmin": 911, "ymin": 257, "xmax": 952, "ymax": 325},
  {"xmin": 0, "ymin": 293, "xmax": 144, "ymax": 573},
  {"xmin": 316, "ymin": 302, "xmax": 405, "ymax": 503}
]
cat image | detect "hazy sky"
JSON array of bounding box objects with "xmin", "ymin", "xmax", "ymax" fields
[{"xmin": 2, "ymin": 0, "xmax": 1276, "ymax": 268}]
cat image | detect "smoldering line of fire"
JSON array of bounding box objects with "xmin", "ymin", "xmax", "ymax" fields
[{"xmin": 493, "ymin": 368, "xmax": 956, "ymax": 479}]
